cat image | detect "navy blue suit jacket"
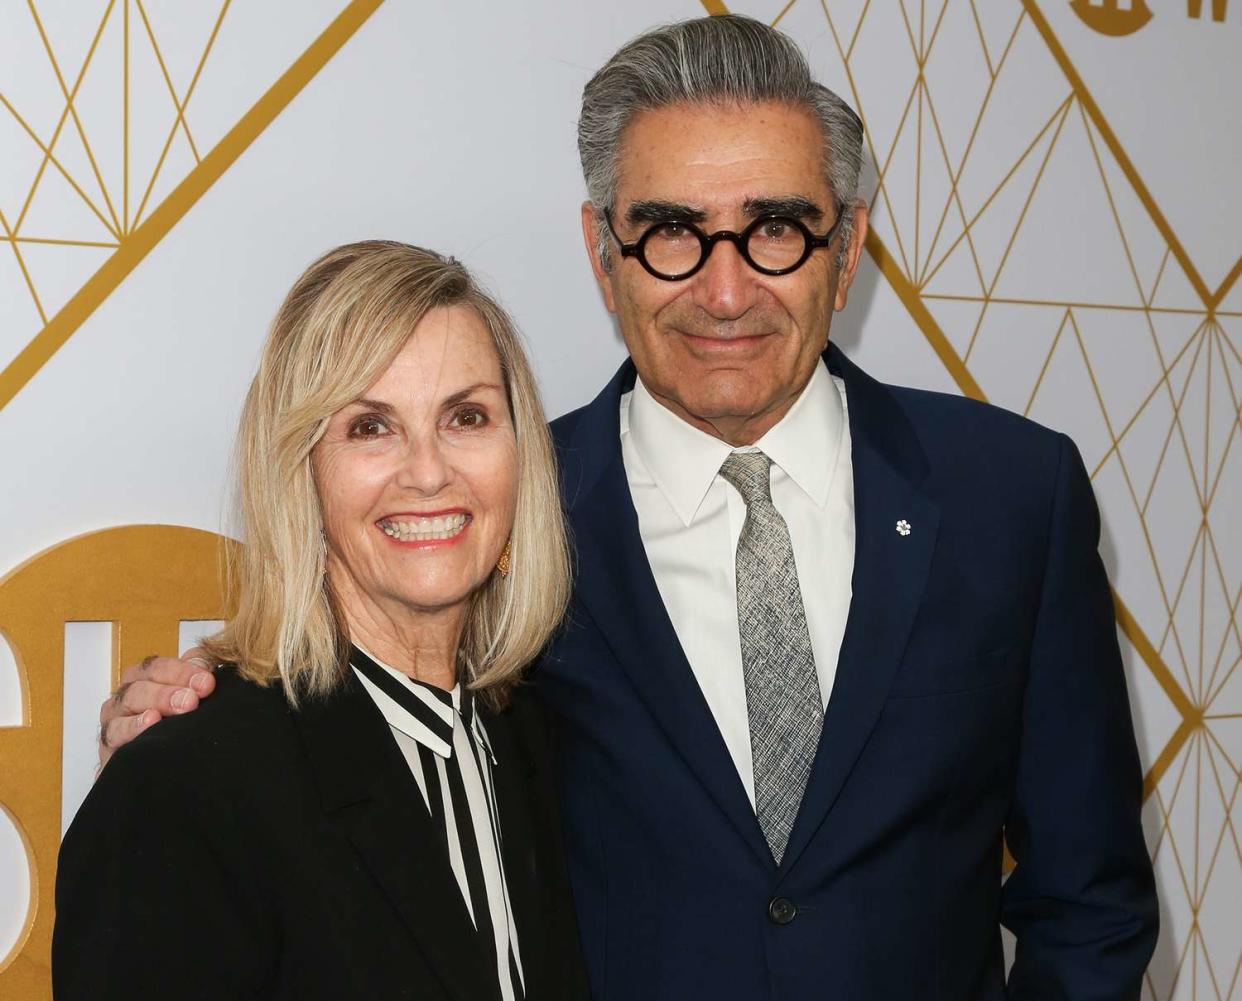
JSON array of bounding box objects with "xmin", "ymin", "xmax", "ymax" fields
[{"xmin": 538, "ymin": 344, "xmax": 1157, "ymax": 1000}]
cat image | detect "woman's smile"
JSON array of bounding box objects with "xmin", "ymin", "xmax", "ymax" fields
[{"xmin": 377, "ymin": 510, "xmax": 472, "ymax": 546}]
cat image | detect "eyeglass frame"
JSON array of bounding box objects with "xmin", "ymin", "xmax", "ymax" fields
[{"xmin": 602, "ymin": 200, "xmax": 846, "ymax": 281}]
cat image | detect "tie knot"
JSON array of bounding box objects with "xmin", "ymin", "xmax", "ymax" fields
[{"xmin": 719, "ymin": 450, "xmax": 773, "ymax": 505}]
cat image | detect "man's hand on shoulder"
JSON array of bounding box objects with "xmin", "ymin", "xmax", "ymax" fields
[{"xmin": 98, "ymin": 649, "xmax": 216, "ymax": 768}]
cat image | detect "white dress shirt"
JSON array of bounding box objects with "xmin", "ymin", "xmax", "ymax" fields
[
  {"xmin": 619, "ymin": 359, "xmax": 856, "ymax": 807},
  {"xmin": 351, "ymin": 644, "xmax": 525, "ymax": 1001}
]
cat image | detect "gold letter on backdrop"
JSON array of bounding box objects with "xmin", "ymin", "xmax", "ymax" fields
[{"xmin": 0, "ymin": 525, "xmax": 236, "ymax": 999}]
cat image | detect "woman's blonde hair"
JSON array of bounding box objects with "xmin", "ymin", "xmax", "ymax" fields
[{"xmin": 203, "ymin": 241, "xmax": 571, "ymax": 709}]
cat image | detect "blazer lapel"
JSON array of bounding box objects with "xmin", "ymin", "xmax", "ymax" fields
[
  {"xmin": 561, "ymin": 365, "xmax": 774, "ymax": 870},
  {"xmin": 294, "ymin": 673, "xmax": 499, "ymax": 1001},
  {"xmin": 779, "ymin": 346, "xmax": 941, "ymax": 874}
]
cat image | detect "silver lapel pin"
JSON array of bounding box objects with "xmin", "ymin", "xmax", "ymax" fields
[{"xmin": 896, "ymin": 519, "xmax": 911, "ymax": 537}]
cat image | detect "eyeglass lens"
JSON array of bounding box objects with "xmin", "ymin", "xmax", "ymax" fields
[{"xmin": 641, "ymin": 218, "xmax": 810, "ymax": 278}]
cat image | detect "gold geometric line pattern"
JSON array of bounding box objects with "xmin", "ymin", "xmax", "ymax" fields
[
  {"xmin": 771, "ymin": 0, "xmax": 799, "ymax": 29},
  {"xmin": 133, "ymin": 0, "xmax": 203, "ymax": 162},
  {"xmin": 867, "ymin": 227, "xmax": 986, "ymax": 400},
  {"xmin": 917, "ymin": 39, "xmax": 1063, "ymax": 292},
  {"xmin": 0, "ymin": 0, "xmax": 387, "ymax": 413},
  {"xmin": 1022, "ymin": 308, "xmax": 1070, "ymax": 417},
  {"xmin": 18, "ymin": 0, "xmax": 122, "ymax": 238},
  {"xmin": 0, "ymin": 90, "xmax": 119, "ymax": 241},
  {"xmin": 918, "ymin": 7, "xmax": 1029, "ymax": 293},
  {"xmin": 967, "ymin": 0, "xmax": 994, "ymax": 78},
  {"xmin": 0, "ymin": 205, "xmax": 46, "ymax": 324},
  {"xmin": 843, "ymin": 0, "xmax": 872, "ymax": 63},
  {"xmin": 2, "ymin": 237, "xmax": 119, "ymax": 249},
  {"xmin": 960, "ymin": 93, "xmax": 1075, "ymax": 364},
  {"xmin": 1090, "ymin": 324, "xmax": 1203, "ymax": 483},
  {"xmin": 129, "ymin": 0, "xmax": 230, "ymax": 229},
  {"xmin": 922, "ymin": 296, "xmax": 1229, "ymax": 318},
  {"xmin": 1022, "ymin": 0, "xmax": 1241, "ymax": 312}
]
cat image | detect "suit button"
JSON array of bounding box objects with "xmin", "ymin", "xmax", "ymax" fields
[{"xmin": 768, "ymin": 897, "xmax": 797, "ymax": 925}]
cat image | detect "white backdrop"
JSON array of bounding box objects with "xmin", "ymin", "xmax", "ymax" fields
[{"xmin": 1, "ymin": 2, "xmax": 1239, "ymax": 997}]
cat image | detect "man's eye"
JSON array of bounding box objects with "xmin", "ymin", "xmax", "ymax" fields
[
  {"xmin": 450, "ymin": 406, "xmax": 488, "ymax": 429},
  {"xmin": 761, "ymin": 220, "xmax": 791, "ymax": 240},
  {"xmin": 349, "ymin": 416, "xmax": 389, "ymax": 437},
  {"xmin": 653, "ymin": 222, "xmax": 692, "ymax": 242}
]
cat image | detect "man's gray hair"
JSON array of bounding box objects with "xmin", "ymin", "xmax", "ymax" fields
[{"xmin": 578, "ymin": 14, "xmax": 865, "ymax": 266}]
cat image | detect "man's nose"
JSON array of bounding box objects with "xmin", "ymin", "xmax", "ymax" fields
[{"xmin": 692, "ymin": 237, "xmax": 758, "ymax": 319}]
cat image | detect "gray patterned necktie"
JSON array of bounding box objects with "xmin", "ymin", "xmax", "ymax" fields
[{"xmin": 720, "ymin": 450, "xmax": 823, "ymax": 864}]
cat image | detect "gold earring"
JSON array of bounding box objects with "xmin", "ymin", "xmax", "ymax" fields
[{"xmin": 495, "ymin": 539, "xmax": 512, "ymax": 578}]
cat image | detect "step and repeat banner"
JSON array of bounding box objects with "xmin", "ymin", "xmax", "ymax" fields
[{"xmin": 1, "ymin": 1, "xmax": 1238, "ymax": 997}]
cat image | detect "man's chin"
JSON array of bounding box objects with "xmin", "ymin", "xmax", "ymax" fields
[{"xmin": 671, "ymin": 388, "xmax": 777, "ymax": 424}]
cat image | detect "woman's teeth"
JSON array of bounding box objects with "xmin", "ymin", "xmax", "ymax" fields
[{"xmin": 379, "ymin": 513, "xmax": 469, "ymax": 542}]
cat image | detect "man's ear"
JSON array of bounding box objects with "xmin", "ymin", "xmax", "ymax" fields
[
  {"xmin": 833, "ymin": 201, "xmax": 870, "ymax": 312},
  {"xmin": 581, "ymin": 201, "xmax": 618, "ymax": 314}
]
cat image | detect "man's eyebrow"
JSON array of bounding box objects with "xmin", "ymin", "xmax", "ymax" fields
[
  {"xmin": 742, "ymin": 196, "xmax": 824, "ymax": 222},
  {"xmin": 624, "ymin": 197, "xmax": 826, "ymax": 228},
  {"xmin": 625, "ymin": 200, "xmax": 707, "ymax": 225}
]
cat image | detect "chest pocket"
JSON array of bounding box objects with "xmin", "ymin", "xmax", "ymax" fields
[{"xmin": 886, "ymin": 646, "xmax": 1024, "ymax": 700}]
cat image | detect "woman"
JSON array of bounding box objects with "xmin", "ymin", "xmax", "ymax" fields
[{"xmin": 53, "ymin": 242, "xmax": 586, "ymax": 1000}]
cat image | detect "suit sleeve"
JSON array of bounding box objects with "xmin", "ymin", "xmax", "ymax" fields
[
  {"xmin": 53, "ymin": 735, "xmax": 274, "ymax": 1000},
  {"xmin": 1001, "ymin": 433, "xmax": 1158, "ymax": 1000}
]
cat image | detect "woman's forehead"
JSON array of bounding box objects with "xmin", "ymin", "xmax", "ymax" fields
[{"xmin": 369, "ymin": 306, "xmax": 502, "ymax": 400}]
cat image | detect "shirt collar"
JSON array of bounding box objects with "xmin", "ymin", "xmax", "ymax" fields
[
  {"xmin": 624, "ymin": 357, "xmax": 845, "ymax": 525},
  {"xmin": 350, "ymin": 643, "xmax": 494, "ymax": 761}
]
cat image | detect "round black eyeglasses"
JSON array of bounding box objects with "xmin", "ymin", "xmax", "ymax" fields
[{"xmin": 603, "ymin": 204, "xmax": 845, "ymax": 281}]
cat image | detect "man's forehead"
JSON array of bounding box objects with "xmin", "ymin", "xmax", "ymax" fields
[
  {"xmin": 617, "ymin": 100, "xmax": 822, "ymax": 152},
  {"xmin": 614, "ymin": 101, "xmax": 830, "ymax": 209}
]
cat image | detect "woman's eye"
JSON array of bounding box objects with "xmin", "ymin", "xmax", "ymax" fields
[
  {"xmin": 349, "ymin": 416, "xmax": 389, "ymax": 438},
  {"xmin": 450, "ymin": 406, "xmax": 488, "ymax": 429}
]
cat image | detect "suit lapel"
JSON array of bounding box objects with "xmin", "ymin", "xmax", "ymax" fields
[
  {"xmin": 562, "ymin": 365, "xmax": 774, "ymax": 870},
  {"xmin": 294, "ymin": 673, "xmax": 499, "ymax": 1001},
  {"xmin": 779, "ymin": 346, "xmax": 940, "ymax": 874}
]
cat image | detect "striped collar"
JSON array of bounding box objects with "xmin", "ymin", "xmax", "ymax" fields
[{"xmin": 350, "ymin": 643, "xmax": 494, "ymax": 762}]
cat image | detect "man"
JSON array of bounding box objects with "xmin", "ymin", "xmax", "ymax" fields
[{"xmin": 98, "ymin": 15, "xmax": 1157, "ymax": 999}]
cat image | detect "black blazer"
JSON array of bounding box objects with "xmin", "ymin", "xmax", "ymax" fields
[{"xmin": 54, "ymin": 667, "xmax": 588, "ymax": 1001}]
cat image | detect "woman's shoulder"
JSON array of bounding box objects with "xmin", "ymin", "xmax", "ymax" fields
[
  {"xmin": 106, "ymin": 666, "xmax": 295, "ymax": 782},
  {"xmin": 64, "ymin": 669, "xmax": 300, "ymax": 867}
]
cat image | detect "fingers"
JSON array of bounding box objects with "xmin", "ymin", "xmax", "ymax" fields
[
  {"xmin": 113, "ymin": 677, "xmax": 206, "ymax": 717},
  {"xmin": 98, "ymin": 709, "xmax": 159, "ymax": 767},
  {"xmin": 102, "ymin": 658, "xmax": 216, "ymax": 725},
  {"xmin": 97, "ymin": 651, "xmax": 217, "ymax": 769},
  {"xmin": 118, "ymin": 653, "xmax": 216, "ymax": 693}
]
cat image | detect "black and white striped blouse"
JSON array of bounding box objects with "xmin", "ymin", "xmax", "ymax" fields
[{"xmin": 350, "ymin": 644, "xmax": 525, "ymax": 1001}]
